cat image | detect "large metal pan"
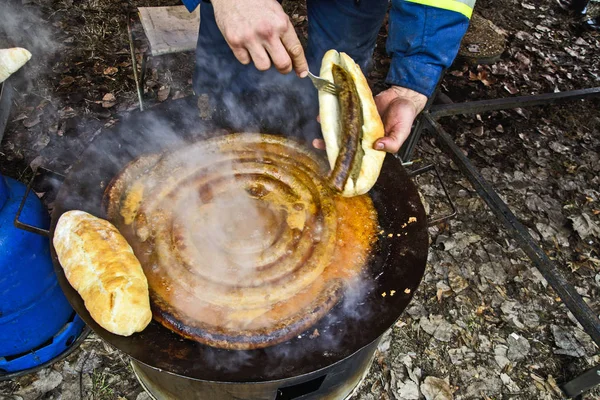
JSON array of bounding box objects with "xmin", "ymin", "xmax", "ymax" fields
[{"xmin": 48, "ymin": 97, "xmax": 428, "ymax": 383}]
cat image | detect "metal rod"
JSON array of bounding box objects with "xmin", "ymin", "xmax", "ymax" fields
[
  {"xmin": 429, "ymin": 87, "xmax": 600, "ymax": 118},
  {"xmin": 399, "ymin": 115, "xmax": 425, "ymax": 163},
  {"xmin": 408, "ymin": 164, "xmax": 457, "ymax": 226},
  {"xmin": 0, "ymin": 82, "xmax": 13, "ymax": 144},
  {"xmin": 561, "ymin": 365, "xmax": 600, "ymax": 399},
  {"xmin": 140, "ymin": 53, "xmax": 148, "ymax": 95},
  {"xmin": 14, "ymin": 167, "xmax": 50, "ymax": 237},
  {"xmin": 423, "ymin": 113, "xmax": 600, "ymax": 347},
  {"xmin": 127, "ymin": 13, "xmax": 144, "ymax": 112},
  {"xmin": 399, "ymin": 85, "xmax": 442, "ymax": 162}
]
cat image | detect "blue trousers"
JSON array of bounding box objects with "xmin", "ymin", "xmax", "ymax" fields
[{"xmin": 194, "ymin": 0, "xmax": 388, "ymax": 136}]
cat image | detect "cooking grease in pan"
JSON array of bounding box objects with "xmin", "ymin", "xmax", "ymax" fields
[{"xmin": 103, "ymin": 133, "xmax": 379, "ymax": 350}]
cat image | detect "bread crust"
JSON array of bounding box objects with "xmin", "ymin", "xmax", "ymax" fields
[
  {"xmin": 319, "ymin": 50, "xmax": 385, "ymax": 197},
  {"xmin": 53, "ymin": 210, "xmax": 152, "ymax": 336},
  {"xmin": 0, "ymin": 48, "xmax": 32, "ymax": 83}
]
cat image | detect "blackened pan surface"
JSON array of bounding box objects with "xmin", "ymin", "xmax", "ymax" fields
[{"xmin": 49, "ymin": 97, "xmax": 428, "ymax": 382}]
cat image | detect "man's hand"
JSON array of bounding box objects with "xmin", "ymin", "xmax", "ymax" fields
[
  {"xmin": 211, "ymin": 0, "xmax": 309, "ymax": 77},
  {"xmin": 373, "ymin": 86, "xmax": 427, "ymax": 153}
]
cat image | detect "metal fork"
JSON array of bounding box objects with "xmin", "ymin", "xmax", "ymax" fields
[{"xmin": 307, "ymin": 70, "xmax": 340, "ymax": 95}]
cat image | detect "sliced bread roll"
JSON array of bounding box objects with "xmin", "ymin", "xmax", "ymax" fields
[
  {"xmin": 54, "ymin": 210, "xmax": 152, "ymax": 336},
  {"xmin": 319, "ymin": 49, "xmax": 385, "ymax": 197},
  {"xmin": 0, "ymin": 48, "xmax": 32, "ymax": 83}
]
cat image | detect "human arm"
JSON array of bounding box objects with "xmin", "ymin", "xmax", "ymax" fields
[
  {"xmin": 209, "ymin": 0, "xmax": 309, "ymax": 77},
  {"xmin": 374, "ymin": 0, "xmax": 474, "ymax": 153}
]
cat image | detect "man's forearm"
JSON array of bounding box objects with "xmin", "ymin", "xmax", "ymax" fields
[{"xmin": 385, "ymin": 0, "xmax": 474, "ymax": 98}]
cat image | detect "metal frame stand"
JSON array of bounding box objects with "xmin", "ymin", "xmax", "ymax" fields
[
  {"xmin": 401, "ymin": 86, "xmax": 600, "ymax": 399},
  {"xmin": 127, "ymin": 12, "xmax": 149, "ymax": 112}
]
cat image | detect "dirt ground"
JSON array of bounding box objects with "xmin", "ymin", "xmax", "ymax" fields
[{"xmin": 1, "ymin": 0, "xmax": 600, "ymax": 399}]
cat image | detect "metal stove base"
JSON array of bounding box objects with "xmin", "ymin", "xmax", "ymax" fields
[{"xmin": 132, "ymin": 337, "xmax": 380, "ymax": 400}]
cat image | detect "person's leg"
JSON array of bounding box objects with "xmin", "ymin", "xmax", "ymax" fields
[{"xmin": 306, "ymin": 0, "xmax": 389, "ymax": 75}]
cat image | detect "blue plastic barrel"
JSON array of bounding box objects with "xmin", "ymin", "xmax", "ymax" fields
[{"xmin": 0, "ymin": 173, "xmax": 84, "ymax": 375}]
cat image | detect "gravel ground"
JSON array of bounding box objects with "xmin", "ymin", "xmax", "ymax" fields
[{"xmin": 1, "ymin": 0, "xmax": 599, "ymax": 399}]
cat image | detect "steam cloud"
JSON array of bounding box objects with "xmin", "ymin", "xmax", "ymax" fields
[{"xmin": 0, "ymin": 1, "xmax": 61, "ymax": 85}]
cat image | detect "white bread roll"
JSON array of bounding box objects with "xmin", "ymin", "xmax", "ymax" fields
[
  {"xmin": 319, "ymin": 49, "xmax": 385, "ymax": 197},
  {"xmin": 0, "ymin": 48, "xmax": 32, "ymax": 83},
  {"xmin": 54, "ymin": 210, "xmax": 152, "ymax": 336}
]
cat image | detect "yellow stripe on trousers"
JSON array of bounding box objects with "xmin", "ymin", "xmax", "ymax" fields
[{"xmin": 405, "ymin": 0, "xmax": 475, "ymax": 18}]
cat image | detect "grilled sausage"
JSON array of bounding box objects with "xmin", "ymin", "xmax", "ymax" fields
[
  {"xmin": 327, "ymin": 64, "xmax": 364, "ymax": 192},
  {"xmin": 318, "ymin": 50, "xmax": 386, "ymax": 197}
]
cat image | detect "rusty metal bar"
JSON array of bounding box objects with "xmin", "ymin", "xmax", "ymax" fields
[
  {"xmin": 408, "ymin": 163, "xmax": 457, "ymax": 226},
  {"xmin": 0, "ymin": 82, "xmax": 13, "ymax": 143},
  {"xmin": 127, "ymin": 13, "xmax": 144, "ymax": 112},
  {"xmin": 429, "ymin": 87, "xmax": 600, "ymax": 118}
]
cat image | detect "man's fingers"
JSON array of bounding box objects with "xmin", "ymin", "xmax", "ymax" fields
[
  {"xmin": 312, "ymin": 138, "xmax": 326, "ymax": 150},
  {"xmin": 231, "ymin": 47, "xmax": 252, "ymax": 65},
  {"xmin": 265, "ymin": 40, "xmax": 293, "ymax": 74},
  {"xmin": 374, "ymin": 98, "xmax": 417, "ymax": 153},
  {"xmin": 247, "ymin": 43, "xmax": 272, "ymax": 71},
  {"xmin": 281, "ymin": 24, "xmax": 308, "ymax": 78}
]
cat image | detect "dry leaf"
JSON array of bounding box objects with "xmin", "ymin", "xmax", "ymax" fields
[
  {"xmin": 103, "ymin": 66, "xmax": 118, "ymax": 75},
  {"xmin": 535, "ymin": 25, "xmax": 550, "ymax": 33},
  {"xmin": 58, "ymin": 106, "xmax": 76, "ymax": 119},
  {"xmin": 23, "ymin": 115, "xmax": 41, "ymax": 128},
  {"xmin": 157, "ymin": 86, "xmax": 170, "ymax": 102},
  {"xmin": 421, "ymin": 376, "xmax": 454, "ymax": 400},
  {"xmin": 59, "ymin": 76, "xmax": 75, "ymax": 86},
  {"xmin": 503, "ymin": 83, "xmax": 519, "ymax": 95},
  {"xmin": 12, "ymin": 113, "xmax": 28, "ymax": 122},
  {"xmin": 569, "ymin": 214, "xmax": 600, "ymax": 239},
  {"xmin": 172, "ymin": 90, "xmax": 186, "ymax": 100},
  {"xmin": 101, "ymin": 93, "xmax": 116, "ymax": 108}
]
